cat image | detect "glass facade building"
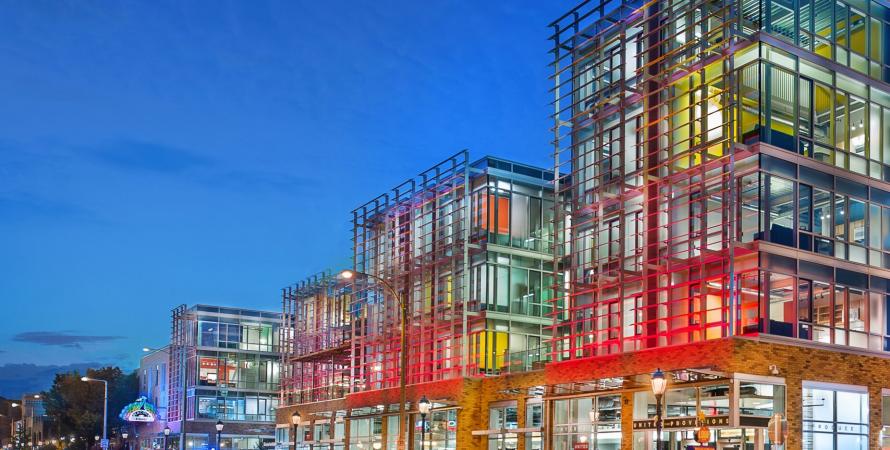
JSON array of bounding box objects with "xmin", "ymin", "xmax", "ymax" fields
[
  {"xmin": 276, "ymin": 0, "xmax": 890, "ymax": 448},
  {"xmin": 279, "ymin": 153, "xmax": 556, "ymax": 450},
  {"xmin": 154, "ymin": 305, "xmax": 281, "ymax": 450}
]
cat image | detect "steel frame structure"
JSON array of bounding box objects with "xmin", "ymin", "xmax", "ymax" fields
[
  {"xmin": 350, "ymin": 150, "xmax": 478, "ymax": 392},
  {"xmin": 549, "ymin": 0, "xmax": 760, "ymax": 361},
  {"xmin": 280, "ymin": 272, "xmax": 352, "ymax": 405}
]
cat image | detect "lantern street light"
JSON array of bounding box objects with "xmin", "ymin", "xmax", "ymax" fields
[
  {"xmin": 290, "ymin": 412, "xmax": 301, "ymax": 450},
  {"xmin": 417, "ymin": 396, "xmax": 431, "ymax": 450},
  {"xmin": 122, "ymin": 432, "xmax": 129, "ymax": 450},
  {"xmin": 340, "ymin": 269, "xmax": 409, "ymax": 450},
  {"xmin": 650, "ymin": 369, "xmax": 667, "ymax": 450},
  {"xmin": 163, "ymin": 426, "xmax": 171, "ymax": 450},
  {"xmin": 215, "ymin": 421, "xmax": 223, "ymax": 450}
]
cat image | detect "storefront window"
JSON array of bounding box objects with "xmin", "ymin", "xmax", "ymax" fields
[
  {"xmin": 348, "ymin": 417, "xmax": 382, "ymax": 450},
  {"xmin": 414, "ymin": 409, "xmax": 457, "ymax": 450},
  {"xmin": 552, "ymin": 395, "xmax": 621, "ymax": 450},
  {"xmin": 385, "ymin": 415, "xmax": 399, "ymax": 450},
  {"xmin": 739, "ymin": 382, "xmax": 785, "ymax": 418},
  {"xmin": 803, "ymin": 383, "xmax": 869, "ymax": 449}
]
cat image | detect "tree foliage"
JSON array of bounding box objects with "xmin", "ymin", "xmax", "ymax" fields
[{"xmin": 42, "ymin": 367, "xmax": 138, "ymax": 450}]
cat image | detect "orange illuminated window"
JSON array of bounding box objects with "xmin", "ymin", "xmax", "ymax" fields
[{"xmin": 480, "ymin": 194, "xmax": 510, "ymax": 234}]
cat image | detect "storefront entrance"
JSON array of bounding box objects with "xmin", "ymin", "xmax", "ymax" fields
[{"xmin": 633, "ymin": 427, "xmax": 771, "ymax": 449}]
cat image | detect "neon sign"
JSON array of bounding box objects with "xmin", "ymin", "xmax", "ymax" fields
[{"xmin": 119, "ymin": 396, "xmax": 158, "ymax": 422}]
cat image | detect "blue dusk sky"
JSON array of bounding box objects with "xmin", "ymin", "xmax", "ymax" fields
[{"xmin": 0, "ymin": 0, "xmax": 571, "ymax": 395}]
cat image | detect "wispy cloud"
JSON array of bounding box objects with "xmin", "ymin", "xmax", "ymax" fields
[
  {"xmin": 81, "ymin": 140, "xmax": 315, "ymax": 193},
  {"xmin": 86, "ymin": 140, "xmax": 212, "ymax": 174},
  {"xmin": 13, "ymin": 331, "xmax": 124, "ymax": 349}
]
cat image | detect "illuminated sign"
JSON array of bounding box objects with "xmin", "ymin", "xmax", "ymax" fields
[
  {"xmin": 119, "ymin": 396, "xmax": 158, "ymax": 423},
  {"xmin": 632, "ymin": 415, "xmax": 729, "ymax": 430}
]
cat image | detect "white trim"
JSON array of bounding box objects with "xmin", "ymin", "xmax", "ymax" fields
[{"xmin": 802, "ymin": 380, "xmax": 868, "ymax": 393}]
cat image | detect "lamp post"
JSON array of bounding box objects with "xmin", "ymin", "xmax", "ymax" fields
[
  {"xmin": 417, "ymin": 396, "xmax": 431, "ymax": 450},
  {"xmin": 290, "ymin": 412, "xmax": 301, "ymax": 450},
  {"xmin": 650, "ymin": 369, "xmax": 667, "ymax": 450},
  {"xmin": 214, "ymin": 421, "xmax": 223, "ymax": 450},
  {"xmin": 81, "ymin": 378, "xmax": 108, "ymax": 450},
  {"xmin": 163, "ymin": 427, "xmax": 170, "ymax": 450},
  {"xmin": 121, "ymin": 432, "xmax": 128, "ymax": 450},
  {"xmin": 340, "ymin": 269, "xmax": 409, "ymax": 450},
  {"xmin": 10, "ymin": 402, "xmax": 20, "ymax": 450}
]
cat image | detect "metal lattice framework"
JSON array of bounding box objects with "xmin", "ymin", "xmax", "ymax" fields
[
  {"xmin": 549, "ymin": 0, "xmax": 760, "ymax": 360},
  {"xmin": 350, "ymin": 150, "xmax": 482, "ymax": 391},
  {"xmin": 169, "ymin": 304, "xmax": 195, "ymax": 423},
  {"xmin": 280, "ymin": 272, "xmax": 352, "ymax": 405}
]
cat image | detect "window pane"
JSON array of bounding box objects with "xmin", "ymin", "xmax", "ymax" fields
[
  {"xmin": 849, "ymin": 289, "xmax": 866, "ymax": 331},
  {"xmin": 813, "ymin": 188, "xmax": 832, "ymax": 236},
  {"xmin": 849, "ymin": 198, "xmax": 866, "ymax": 244},
  {"xmin": 814, "ymin": 82, "xmax": 834, "ymax": 149},
  {"xmin": 835, "ymin": 195, "xmax": 847, "ymax": 241},
  {"xmin": 801, "ymin": 184, "xmax": 813, "ymax": 231},
  {"xmin": 769, "ymin": 176, "xmax": 795, "ymax": 245}
]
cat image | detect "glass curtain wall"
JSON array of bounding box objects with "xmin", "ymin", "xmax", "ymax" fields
[
  {"xmin": 748, "ymin": 0, "xmax": 890, "ymax": 82},
  {"xmin": 744, "ymin": 155, "xmax": 890, "ymax": 269},
  {"xmin": 737, "ymin": 42, "xmax": 890, "ymax": 181}
]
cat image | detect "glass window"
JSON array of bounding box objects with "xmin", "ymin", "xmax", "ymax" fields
[
  {"xmin": 835, "ymin": 195, "xmax": 847, "ymax": 241},
  {"xmin": 801, "ymin": 184, "xmax": 813, "ymax": 231},
  {"xmin": 849, "ymin": 198, "xmax": 866, "ymax": 244},
  {"xmin": 553, "ymin": 395, "xmax": 621, "ymax": 450},
  {"xmin": 768, "ymin": 176, "xmax": 795, "ymax": 245},
  {"xmin": 768, "ymin": 66, "xmax": 797, "ymax": 150},
  {"xmin": 739, "ymin": 382, "xmax": 785, "ymax": 417},
  {"xmin": 814, "ymin": 82, "xmax": 834, "ymax": 150},
  {"xmin": 814, "ymin": 188, "xmax": 833, "ymax": 236},
  {"xmin": 769, "ymin": 272, "xmax": 795, "ymax": 336},
  {"xmin": 802, "ymin": 384, "xmax": 868, "ymax": 450},
  {"xmin": 837, "ymin": 90, "xmax": 849, "ymax": 154}
]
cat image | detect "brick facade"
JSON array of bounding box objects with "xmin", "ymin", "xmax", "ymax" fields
[{"xmin": 277, "ymin": 336, "xmax": 890, "ymax": 450}]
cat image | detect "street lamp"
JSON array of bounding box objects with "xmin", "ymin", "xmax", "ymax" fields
[
  {"xmin": 82, "ymin": 377, "xmax": 108, "ymax": 450},
  {"xmin": 650, "ymin": 369, "xmax": 667, "ymax": 450},
  {"xmin": 417, "ymin": 396, "xmax": 431, "ymax": 450},
  {"xmin": 290, "ymin": 412, "xmax": 301, "ymax": 450},
  {"xmin": 214, "ymin": 421, "xmax": 223, "ymax": 450},
  {"xmin": 163, "ymin": 426, "xmax": 170, "ymax": 450},
  {"xmin": 121, "ymin": 432, "xmax": 128, "ymax": 450},
  {"xmin": 340, "ymin": 269, "xmax": 409, "ymax": 450}
]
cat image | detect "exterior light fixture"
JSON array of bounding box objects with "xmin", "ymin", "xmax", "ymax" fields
[
  {"xmin": 339, "ymin": 270, "xmax": 354, "ymax": 279},
  {"xmin": 651, "ymin": 369, "xmax": 667, "ymax": 450},
  {"xmin": 215, "ymin": 421, "xmax": 224, "ymax": 450},
  {"xmin": 418, "ymin": 396, "xmax": 431, "ymax": 450},
  {"xmin": 291, "ymin": 412, "xmax": 301, "ymax": 450}
]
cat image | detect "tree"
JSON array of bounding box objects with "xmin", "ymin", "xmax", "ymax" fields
[{"xmin": 42, "ymin": 367, "xmax": 138, "ymax": 450}]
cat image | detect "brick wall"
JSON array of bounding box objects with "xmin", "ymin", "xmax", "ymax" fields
[{"xmin": 276, "ymin": 337, "xmax": 890, "ymax": 450}]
